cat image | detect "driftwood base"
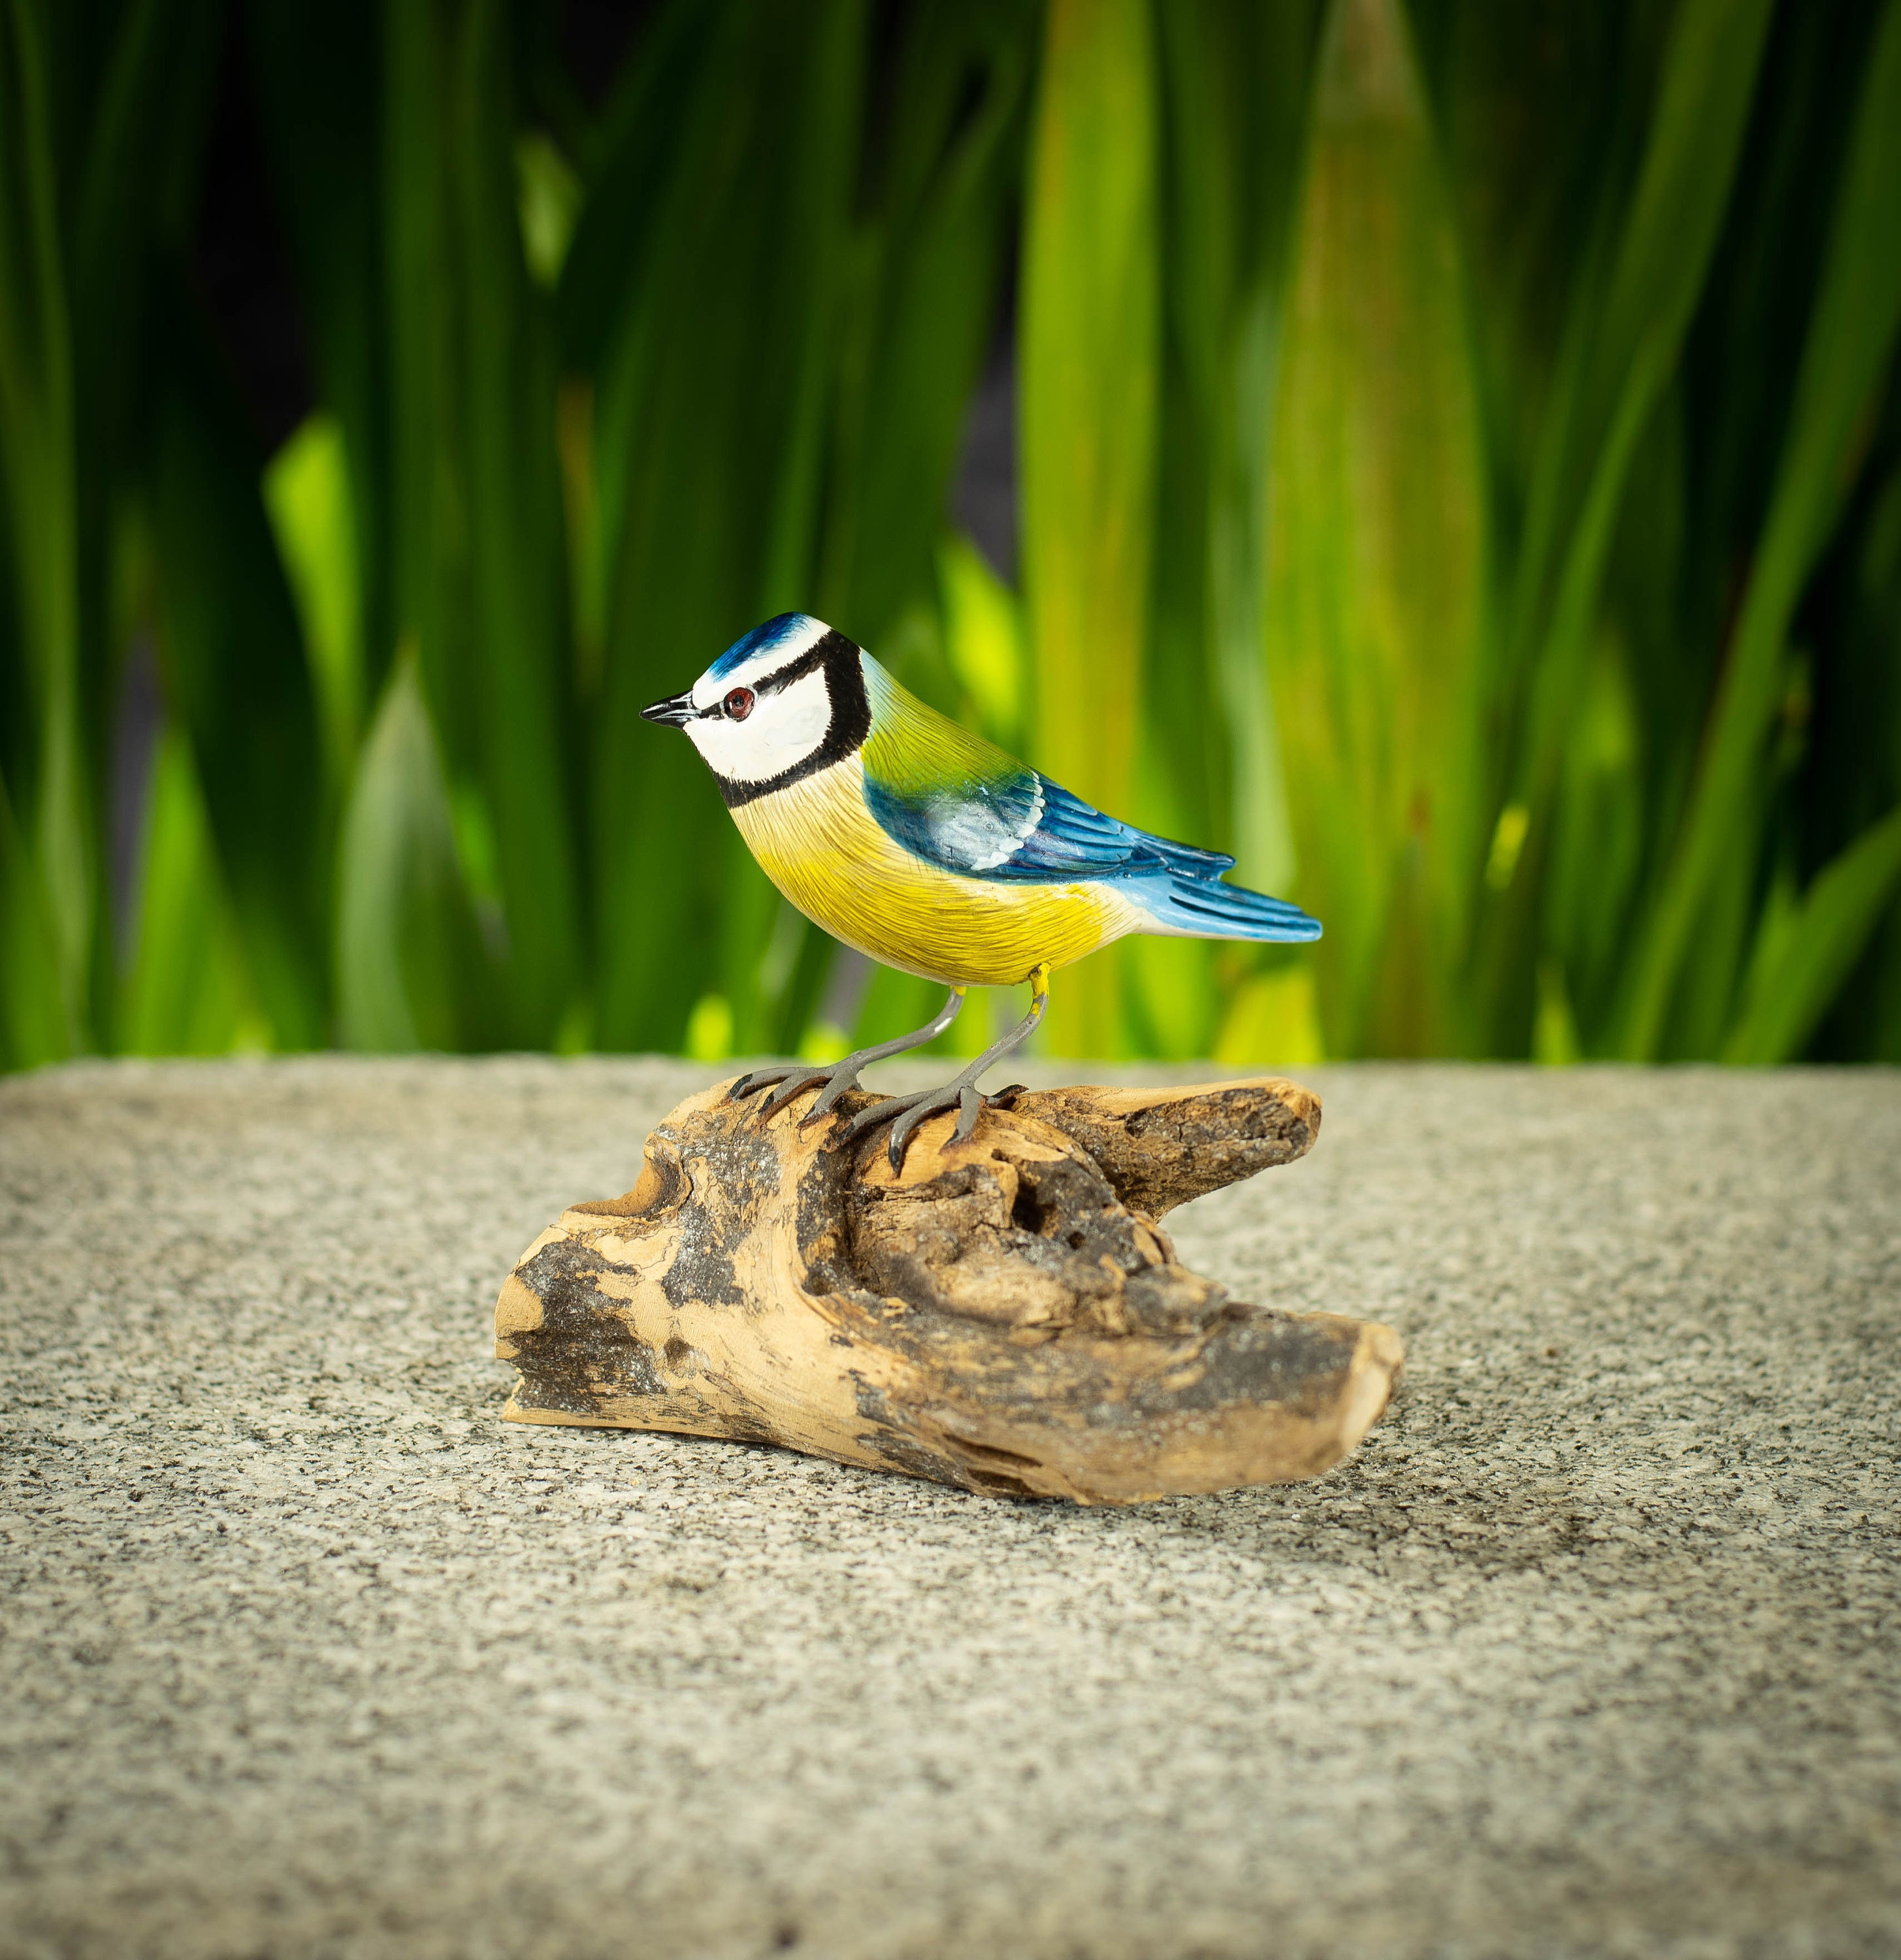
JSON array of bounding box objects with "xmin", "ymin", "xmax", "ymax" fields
[{"xmin": 495, "ymin": 1075, "xmax": 1400, "ymax": 1504}]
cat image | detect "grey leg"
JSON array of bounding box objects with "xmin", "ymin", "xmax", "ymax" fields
[
  {"xmin": 844, "ymin": 964, "xmax": 1051, "ymax": 1171},
  {"xmin": 728, "ymin": 986, "xmax": 966, "ymax": 1126}
]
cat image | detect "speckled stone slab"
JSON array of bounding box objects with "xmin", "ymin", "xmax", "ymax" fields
[{"xmin": 1, "ymin": 1056, "xmax": 1897, "ymax": 1960}]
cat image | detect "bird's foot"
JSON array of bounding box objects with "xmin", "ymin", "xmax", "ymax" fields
[
  {"xmin": 724, "ymin": 987, "xmax": 969, "ymax": 1131},
  {"xmin": 726, "ymin": 1061, "xmax": 864, "ymax": 1128},
  {"xmin": 839, "ymin": 967, "xmax": 1049, "ymax": 1171},
  {"xmin": 842, "ymin": 1075, "xmax": 990, "ymax": 1172}
]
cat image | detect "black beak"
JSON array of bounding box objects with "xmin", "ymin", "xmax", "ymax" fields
[{"xmin": 641, "ymin": 693, "xmax": 699, "ymax": 728}]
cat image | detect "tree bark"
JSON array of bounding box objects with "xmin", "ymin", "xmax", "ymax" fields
[{"xmin": 495, "ymin": 1075, "xmax": 1400, "ymax": 1504}]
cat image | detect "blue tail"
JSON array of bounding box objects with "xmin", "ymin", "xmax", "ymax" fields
[{"xmin": 1129, "ymin": 872, "xmax": 1321, "ymax": 943}]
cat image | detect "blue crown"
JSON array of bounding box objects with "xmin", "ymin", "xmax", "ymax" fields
[{"xmin": 709, "ymin": 612, "xmax": 821, "ymax": 679}]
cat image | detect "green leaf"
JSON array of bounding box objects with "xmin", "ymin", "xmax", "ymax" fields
[
  {"xmin": 515, "ymin": 131, "xmax": 580, "ymax": 291},
  {"xmin": 939, "ymin": 532, "xmax": 1024, "ymax": 747},
  {"xmin": 0, "ymin": 0, "xmax": 89, "ymax": 1036},
  {"xmin": 815, "ymin": 0, "xmax": 1029, "ymax": 651},
  {"xmin": 318, "ymin": 0, "xmax": 585, "ymax": 1050},
  {"xmin": 263, "ymin": 414, "xmax": 364, "ymax": 792},
  {"xmin": 146, "ymin": 299, "xmax": 329, "ymax": 1051},
  {"xmin": 335, "ymin": 652, "xmax": 495, "ymax": 1053},
  {"xmin": 1721, "ymin": 805, "xmax": 1901, "ymax": 1065},
  {"xmin": 8, "ymin": 0, "xmax": 1896, "ymax": 1081},
  {"xmin": 1156, "ymin": 0, "xmax": 1318, "ymax": 897},
  {"xmin": 555, "ymin": 0, "xmax": 718, "ymax": 374},
  {"xmin": 120, "ymin": 727, "xmax": 267, "ymax": 1058},
  {"xmin": 1121, "ymin": 721, "xmax": 1221, "ymax": 1061},
  {"xmin": 1506, "ymin": 0, "xmax": 1774, "ymax": 788},
  {"xmin": 1434, "ymin": 2, "xmax": 1633, "ymax": 502},
  {"xmin": 1540, "ymin": 626, "xmax": 1644, "ymax": 1035},
  {"xmin": 1020, "ymin": 0, "xmax": 1161, "ymax": 1056},
  {"xmin": 248, "ymin": 0, "xmax": 395, "ymax": 705},
  {"xmin": 1461, "ymin": 0, "xmax": 1774, "ymax": 1054},
  {"xmin": 446, "ymin": 0, "xmax": 584, "ymax": 1047},
  {"xmin": 0, "ymin": 756, "xmax": 69, "ymax": 1066},
  {"xmin": 1262, "ymin": 0, "xmax": 1489, "ymax": 1056},
  {"xmin": 586, "ymin": 0, "xmax": 868, "ymax": 1053},
  {"xmin": 1620, "ymin": 0, "xmax": 1901, "ymax": 1057}
]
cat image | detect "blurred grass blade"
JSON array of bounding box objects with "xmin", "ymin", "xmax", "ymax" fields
[
  {"xmin": 1263, "ymin": 0, "xmax": 1489, "ymax": 1056},
  {"xmin": 555, "ymin": 0, "xmax": 716, "ymax": 377},
  {"xmin": 816, "ymin": 1, "xmax": 1028, "ymax": 649},
  {"xmin": 1210, "ymin": 287, "xmax": 1297, "ymax": 900},
  {"xmin": 584, "ymin": 0, "xmax": 866, "ymax": 1053},
  {"xmin": 70, "ymin": 0, "xmax": 225, "ymax": 1045},
  {"xmin": 1156, "ymin": 0, "xmax": 1318, "ymax": 898},
  {"xmin": 147, "ymin": 301, "xmax": 329, "ymax": 1051},
  {"xmin": 797, "ymin": 0, "xmax": 1028, "ymax": 1060},
  {"xmin": 1541, "ymin": 627, "xmax": 1645, "ymax": 1034},
  {"xmin": 515, "ymin": 131, "xmax": 580, "ymax": 291},
  {"xmin": 73, "ymin": 0, "xmax": 222, "ymax": 442},
  {"xmin": 447, "ymin": 0, "xmax": 583, "ymax": 1047},
  {"xmin": 261, "ymin": 0, "xmax": 582, "ymax": 1048},
  {"xmin": 336, "ymin": 652, "xmax": 493, "ymax": 1051},
  {"xmin": 120, "ymin": 727, "xmax": 265, "ymax": 1056},
  {"xmin": 1476, "ymin": 0, "xmax": 1772, "ymax": 1054},
  {"xmin": 381, "ymin": 0, "xmax": 454, "ymax": 709},
  {"xmin": 939, "ymin": 532, "xmax": 1024, "ymax": 746},
  {"xmin": 732, "ymin": 0, "xmax": 864, "ymax": 1056},
  {"xmin": 0, "ymin": 759, "xmax": 69, "ymax": 1066},
  {"xmin": 1212, "ymin": 961, "xmax": 1324, "ymax": 1069},
  {"xmin": 247, "ymin": 0, "xmax": 393, "ymax": 711},
  {"xmin": 1621, "ymin": 0, "xmax": 1901, "ymax": 1057},
  {"xmin": 1021, "ymin": 0, "xmax": 1160, "ymax": 1056},
  {"xmin": 0, "ymin": 0, "xmax": 88, "ymax": 1040},
  {"xmin": 1507, "ymin": 0, "xmax": 1774, "ymax": 723},
  {"xmin": 263, "ymin": 414, "xmax": 363, "ymax": 793},
  {"xmin": 1722, "ymin": 805, "xmax": 1901, "ymax": 1065},
  {"xmin": 7, "ymin": 0, "xmax": 1900, "ymax": 1078},
  {"xmin": 753, "ymin": 0, "xmax": 862, "ymax": 625}
]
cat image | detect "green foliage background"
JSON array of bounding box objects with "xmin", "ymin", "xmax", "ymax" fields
[{"xmin": 3, "ymin": 0, "xmax": 1899, "ymax": 1073}]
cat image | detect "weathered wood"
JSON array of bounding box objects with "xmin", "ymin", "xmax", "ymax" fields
[{"xmin": 495, "ymin": 1075, "xmax": 1401, "ymax": 1504}]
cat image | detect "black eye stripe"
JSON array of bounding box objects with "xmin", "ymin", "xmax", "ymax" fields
[{"xmin": 751, "ymin": 630, "xmax": 853, "ymax": 697}]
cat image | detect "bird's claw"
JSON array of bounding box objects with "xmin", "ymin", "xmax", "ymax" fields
[
  {"xmin": 728, "ymin": 1066, "xmax": 794, "ymax": 1107},
  {"xmin": 952, "ymin": 1083, "xmax": 983, "ymax": 1145},
  {"xmin": 727, "ymin": 1066, "xmax": 794, "ymax": 1102},
  {"xmin": 758, "ymin": 1073, "xmax": 826, "ymax": 1122},
  {"xmin": 726, "ymin": 1064, "xmax": 860, "ymax": 1128},
  {"xmin": 844, "ymin": 1079, "xmax": 989, "ymax": 1171},
  {"xmin": 798, "ymin": 1073, "xmax": 862, "ymax": 1128}
]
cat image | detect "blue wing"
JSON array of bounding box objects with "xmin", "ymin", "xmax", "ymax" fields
[{"xmin": 862, "ymin": 770, "xmax": 1320, "ymax": 943}]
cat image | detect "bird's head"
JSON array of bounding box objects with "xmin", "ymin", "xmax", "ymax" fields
[{"xmin": 642, "ymin": 613, "xmax": 871, "ymax": 807}]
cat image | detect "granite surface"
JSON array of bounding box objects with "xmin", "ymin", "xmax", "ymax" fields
[{"xmin": 1, "ymin": 1055, "xmax": 1896, "ymax": 1960}]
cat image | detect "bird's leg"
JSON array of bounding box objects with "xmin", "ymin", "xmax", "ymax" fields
[
  {"xmin": 843, "ymin": 964, "xmax": 1051, "ymax": 1172},
  {"xmin": 728, "ymin": 986, "xmax": 966, "ymax": 1125}
]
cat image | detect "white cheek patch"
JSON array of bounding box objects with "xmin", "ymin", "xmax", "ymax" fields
[{"xmin": 685, "ymin": 668, "xmax": 832, "ymax": 783}]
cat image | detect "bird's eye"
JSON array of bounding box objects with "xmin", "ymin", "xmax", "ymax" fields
[{"xmin": 723, "ymin": 687, "xmax": 755, "ymax": 722}]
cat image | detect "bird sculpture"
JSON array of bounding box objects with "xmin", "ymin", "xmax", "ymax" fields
[{"xmin": 643, "ymin": 613, "xmax": 1320, "ymax": 1167}]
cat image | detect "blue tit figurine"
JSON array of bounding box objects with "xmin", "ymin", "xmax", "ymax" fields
[{"xmin": 644, "ymin": 613, "xmax": 1320, "ymax": 1166}]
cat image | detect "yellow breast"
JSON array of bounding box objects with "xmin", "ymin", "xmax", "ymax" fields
[{"xmin": 730, "ymin": 760, "xmax": 1131, "ymax": 987}]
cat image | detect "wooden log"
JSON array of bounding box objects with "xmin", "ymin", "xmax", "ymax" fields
[{"xmin": 495, "ymin": 1075, "xmax": 1401, "ymax": 1504}]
